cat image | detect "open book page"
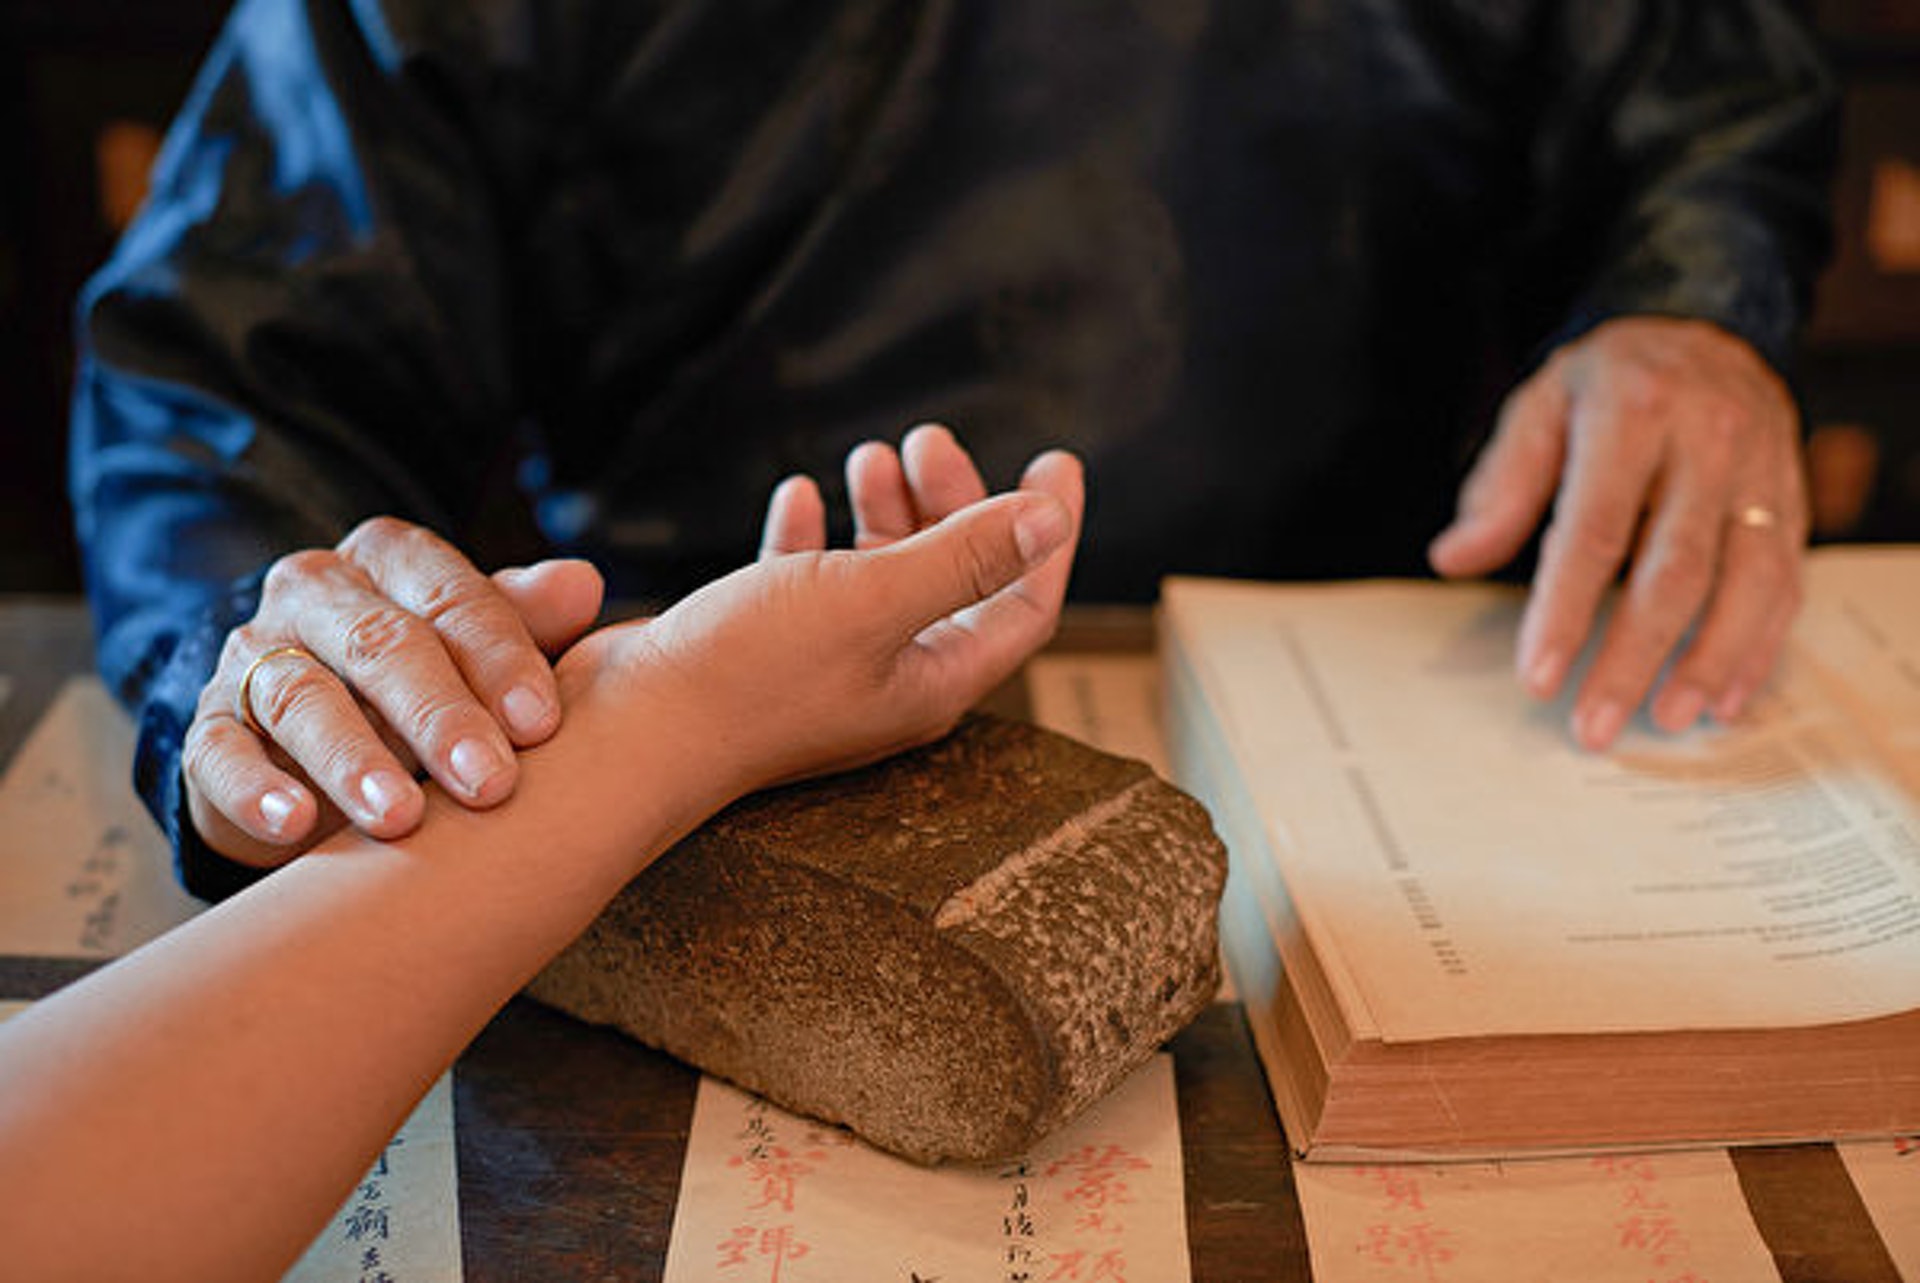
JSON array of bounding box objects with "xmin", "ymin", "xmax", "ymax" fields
[
  {"xmin": 1025, "ymin": 653, "xmax": 1785, "ymax": 1274},
  {"xmin": 1790, "ymin": 546, "xmax": 1920, "ymax": 797},
  {"xmin": 0, "ymin": 679, "xmax": 201, "ymax": 955},
  {"xmin": 1835, "ymin": 1136, "xmax": 1920, "ymax": 1280},
  {"xmin": 662, "ymin": 1056, "xmax": 1189, "ymax": 1283},
  {"xmin": 1161, "ymin": 551, "xmax": 1920, "ymax": 1042},
  {"xmin": 1293, "ymin": 1151, "xmax": 1779, "ymax": 1283}
]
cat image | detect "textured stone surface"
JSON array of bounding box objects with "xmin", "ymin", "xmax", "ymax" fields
[{"xmin": 528, "ymin": 714, "xmax": 1227, "ymax": 1164}]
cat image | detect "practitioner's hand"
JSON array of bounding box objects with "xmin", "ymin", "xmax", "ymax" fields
[
  {"xmin": 1428, "ymin": 317, "xmax": 1807, "ymax": 750},
  {"xmin": 185, "ymin": 518, "xmax": 605, "ymax": 864},
  {"xmin": 560, "ymin": 426, "xmax": 1083, "ymax": 815}
]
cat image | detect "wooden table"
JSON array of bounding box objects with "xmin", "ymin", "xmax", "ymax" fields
[{"xmin": 0, "ymin": 600, "xmax": 1902, "ymax": 1282}]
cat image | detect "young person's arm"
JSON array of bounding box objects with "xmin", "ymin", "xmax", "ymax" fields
[{"xmin": 0, "ymin": 437, "xmax": 1081, "ymax": 1283}]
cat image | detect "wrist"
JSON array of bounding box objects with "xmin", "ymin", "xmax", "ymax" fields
[{"xmin": 539, "ymin": 631, "xmax": 749, "ymax": 881}]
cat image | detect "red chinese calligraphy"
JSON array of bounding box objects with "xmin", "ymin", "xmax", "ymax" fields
[
  {"xmin": 716, "ymin": 1224, "xmax": 812, "ymax": 1281},
  {"xmin": 727, "ymin": 1144, "xmax": 827, "ymax": 1214},
  {"xmin": 1617, "ymin": 1212, "xmax": 1687, "ymax": 1265},
  {"xmin": 1045, "ymin": 1145, "xmax": 1150, "ymax": 1213},
  {"xmin": 1355, "ymin": 1221, "xmax": 1456, "ymax": 1280},
  {"xmin": 1361, "ymin": 1165, "xmax": 1428, "ymax": 1213},
  {"xmin": 1594, "ymin": 1155, "xmax": 1701, "ymax": 1277},
  {"xmin": 1045, "ymin": 1246, "xmax": 1130, "ymax": 1281}
]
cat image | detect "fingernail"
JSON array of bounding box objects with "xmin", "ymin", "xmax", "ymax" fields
[
  {"xmin": 1523, "ymin": 650, "xmax": 1567, "ymax": 700},
  {"xmin": 501, "ymin": 685, "xmax": 552, "ymax": 740},
  {"xmin": 450, "ymin": 736, "xmax": 508, "ymax": 798},
  {"xmin": 259, "ymin": 788, "xmax": 299, "ymax": 837},
  {"xmin": 1574, "ymin": 699, "xmax": 1627, "ymax": 751},
  {"xmin": 1714, "ymin": 683, "xmax": 1750, "ymax": 724},
  {"xmin": 360, "ymin": 769, "xmax": 413, "ymax": 821},
  {"xmin": 1655, "ymin": 684, "xmax": 1707, "ymax": 733},
  {"xmin": 1014, "ymin": 501, "xmax": 1070, "ymax": 565}
]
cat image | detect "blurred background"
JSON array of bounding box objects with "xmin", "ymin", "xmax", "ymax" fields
[{"xmin": 1, "ymin": 0, "xmax": 1915, "ymax": 594}]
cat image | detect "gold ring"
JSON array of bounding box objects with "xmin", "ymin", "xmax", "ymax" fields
[
  {"xmin": 1732, "ymin": 504, "xmax": 1779, "ymax": 531},
  {"xmin": 236, "ymin": 644, "xmax": 316, "ymax": 738}
]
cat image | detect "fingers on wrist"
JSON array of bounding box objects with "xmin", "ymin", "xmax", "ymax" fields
[
  {"xmin": 208, "ymin": 524, "xmax": 568, "ymax": 852},
  {"xmin": 182, "ymin": 711, "xmax": 317, "ymax": 853},
  {"xmin": 221, "ymin": 638, "xmax": 428, "ymax": 831},
  {"xmin": 491, "ymin": 559, "xmax": 607, "ymax": 655},
  {"xmin": 339, "ymin": 521, "xmax": 563, "ymax": 749}
]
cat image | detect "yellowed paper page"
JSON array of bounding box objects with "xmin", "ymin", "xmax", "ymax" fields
[
  {"xmin": 1837, "ymin": 1136, "xmax": 1920, "ymax": 1279},
  {"xmin": 1294, "ymin": 1151, "xmax": 1779, "ymax": 1283},
  {"xmin": 284, "ymin": 1072, "xmax": 464, "ymax": 1283},
  {"xmin": 1027, "ymin": 654, "xmax": 1172, "ymax": 777},
  {"xmin": 1162, "ymin": 551, "xmax": 1920, "ymax": 1042},
  {"xmin": 1789, "ymin": 546, "xmax": 1920, "ymax": 796},
  {"xmin": 663, "ymin": 1056, "xmax": 1189, "ymax": 1283},
  {"xmin": 0, "ymin": 678, "xmax": 202, "ymax": 955}
]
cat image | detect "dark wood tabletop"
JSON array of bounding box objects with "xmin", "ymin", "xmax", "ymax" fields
[{"xmin": 0, "ymin": 599, "xmax": 1902, "ymax": 1283}]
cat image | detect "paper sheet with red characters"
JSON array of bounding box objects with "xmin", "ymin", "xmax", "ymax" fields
[
  {"xmin": 663, "ymin": 1055, "xmax": 1189, "ymax": 1283},
  {"xmin": 1837, "ymin": 1136, "xmax": 1920, "ymax": 1279},
  {"xmin": 1292, "ymin": 1151, "xmax": 1779, "ymax": 1283}
]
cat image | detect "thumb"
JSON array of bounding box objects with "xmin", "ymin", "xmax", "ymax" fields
[
  {"xmin": 1428, "ymin": 369, "xmax": 1570, "ymax": 578},
  {"xmin": 492, "ymin": 559, "xmax": 606, "ymax": 655},
  {"xmin": 874, "ymin": 491, "xmax": 1073, "ymax": 636}
]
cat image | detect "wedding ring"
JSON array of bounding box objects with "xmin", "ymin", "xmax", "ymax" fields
[
  {"xmin": 236, "ymin": 644, "xmax": 317, "ymax": 738},
  {"xmin": 1732, "ymin": 504, "xmax": 1779, "ymax": 531}
]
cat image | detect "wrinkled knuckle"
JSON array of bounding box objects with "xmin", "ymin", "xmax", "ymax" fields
[
  {"xmin": 414, "ymin": 571, "xmax": 499, "ymax": 631},
  {"xmin": 1613, "ymin": 366, "xmax": 1672, "ymax": 419},
  {"xmin": 1639, "ymin": 553, "xmax": 1713, "ymax": 613},
  {"xmin": 262, "ymin": 549, "xmax": 336, "ymax": 600},
  {"xmin": 340, "ymin": 515, "xmax": 411, "ymax": 556},
  {"xmin": 311, "ymin": 739, "xmax": 374, "ymax": 792},
  {"xmin": 219, "ymin": 626, "xmax": 261, "ymax": 673},
  {"xmin": 179, "ymin": 721, "xmax": 228, "ymax": 789},
  {"xmin": 391, "ymin": 691, "xmax": 466, "ymax": 748},
  {"xmin": 1554, "ymin": 518, "xmax": 1633, "ymax": 573},
  {"xmin": 342, "ymin": 604, "xmax": 425, "ymax": 667},
  {"xmin": 257, "ymin": 663, "xmax": 334, "ymax": 732},
  {"xmin": 1693, "ymin": 400, "xmax": 1749, "ymax": 466}
]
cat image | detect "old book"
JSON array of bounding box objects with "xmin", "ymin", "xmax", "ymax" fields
[
  {"xmin": 529, "ymin": 714, "xmax": 1226, "ymax": 1165},
  {"xmin": 1161, "ymin": 545, "xmax": 1920, "ymax": 1160}
]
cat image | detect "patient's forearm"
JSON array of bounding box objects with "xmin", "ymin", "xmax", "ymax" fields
[{"xmin": 0, "ymin": 684, "xmax": 709, "ymax": 1283}]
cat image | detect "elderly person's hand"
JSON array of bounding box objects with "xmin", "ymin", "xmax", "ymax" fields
[
  {"xmin": 185, "ymin": 522, "xmax": 606, "ymax": 864},
  {"xmin": 1428, "ymin": 317, "xmax": 1807, "ymax": 750}
]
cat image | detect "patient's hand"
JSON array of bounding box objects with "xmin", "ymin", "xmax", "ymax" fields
[{"xmin": 559, "ymin": 425, "xmax": 1084, "ymax": 812}]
